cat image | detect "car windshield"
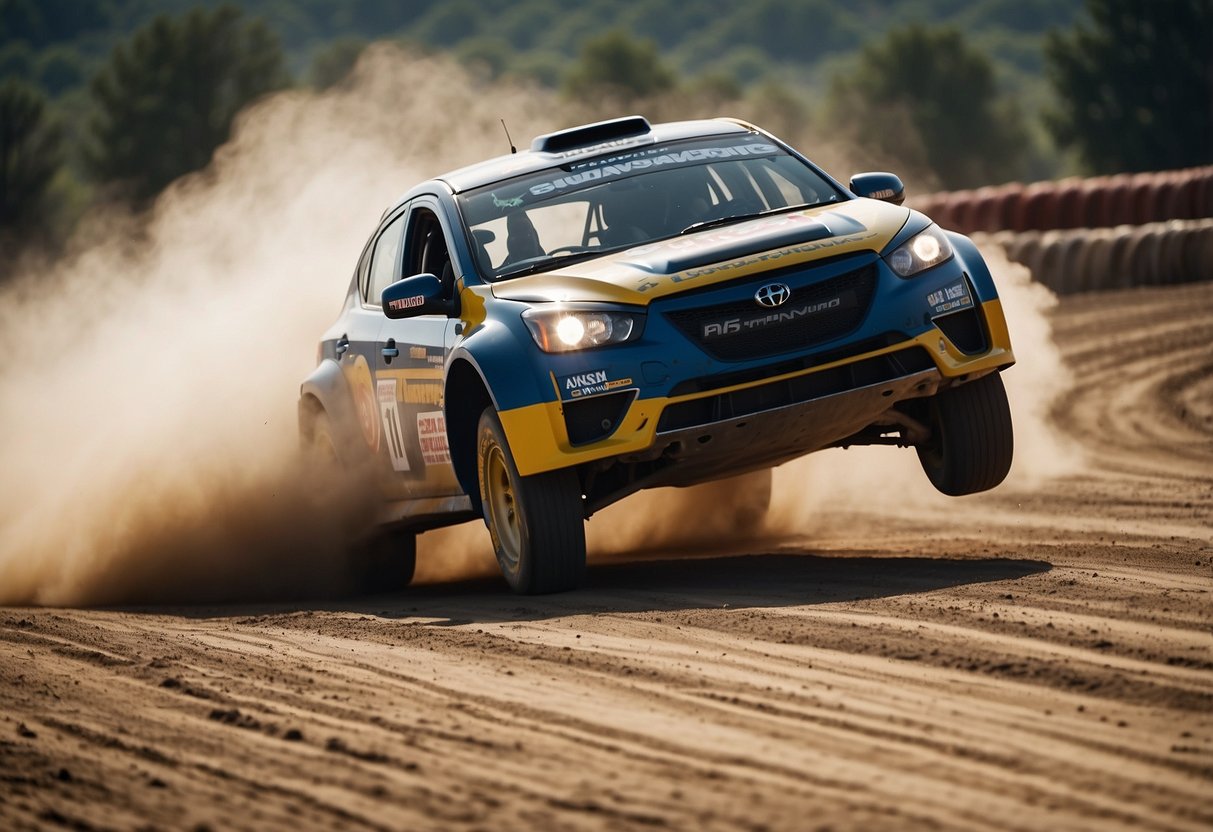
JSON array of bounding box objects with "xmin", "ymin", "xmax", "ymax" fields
[{"xmin": 456, "ymin": 133, "xmax": 842, "ymax": 281}]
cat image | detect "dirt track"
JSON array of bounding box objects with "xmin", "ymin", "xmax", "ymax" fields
[{"xmin": 2, "ymin": 283, "xmax": 1211, "ymax": 831}]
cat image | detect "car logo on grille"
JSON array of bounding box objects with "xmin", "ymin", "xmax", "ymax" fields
[{"xmin": 754, "ymin": 283, "xmax": 791, "ymax": 308}]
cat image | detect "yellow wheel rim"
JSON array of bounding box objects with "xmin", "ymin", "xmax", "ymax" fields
[{"xmin": 485, "ymin": 445, "xmax": 522, "ymax": 571}]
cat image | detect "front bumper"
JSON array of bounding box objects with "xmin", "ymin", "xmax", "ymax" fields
[{"xmin": 499, "ymin": 294, "xmax": 1013, "ymax": 478}]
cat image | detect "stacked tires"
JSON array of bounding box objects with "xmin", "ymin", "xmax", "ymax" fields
[{"xmin": 909, "ymin": 166, "xmax": 1213, "ymax": 294}]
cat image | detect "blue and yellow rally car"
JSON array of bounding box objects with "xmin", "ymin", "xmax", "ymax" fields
[{"xmin": 300, "ymin": 116, "xmax": 1015, "ymax": 594}]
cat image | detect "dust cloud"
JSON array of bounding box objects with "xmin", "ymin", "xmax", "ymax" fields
[
  {"xmin": 0, "ymin": 48, "xmax": 566, "ymax": 605},
  {"xmin": 0, "ymin": 47, "xmax": 1078, "ymax": 603}
]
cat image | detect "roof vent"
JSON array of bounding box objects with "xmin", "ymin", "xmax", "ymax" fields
[{"xmin": 530, "ymin": 116, "xmax": 652, "ymax": 154}]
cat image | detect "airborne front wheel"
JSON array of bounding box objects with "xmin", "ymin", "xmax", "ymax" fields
[
  {"xmin": 916, "ymin": 372, "xmax": 1014, "ymax": 496},
  {"xmin": 477, "ymin": 407, "xmax": 586, "ymax": 594}
]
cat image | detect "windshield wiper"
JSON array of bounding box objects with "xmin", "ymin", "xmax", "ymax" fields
[
  {"xmin": 679, "ymin": 202, "xmax": 823, "ymax": 236},
  {"xmin": 494, "ymin": 248, "xmax": 606, "ymax": 280}
]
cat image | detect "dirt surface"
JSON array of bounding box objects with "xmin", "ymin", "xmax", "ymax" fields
[{"xmin": 2, "ymin": 283, "xmax": 1211, "ymax": 831}]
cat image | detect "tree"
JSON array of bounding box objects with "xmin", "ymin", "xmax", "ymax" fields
[
  {"xmin": 829, "ymin": 24, "xmax": 1028, "ymax": 190},
  {"xmin": 1045, "ymin": 0, "xmax": 1213, "ymax": 174},
  {"xmin": 309, "ymin": 36, "xmax": 368, "ymax": 89},
  {"xmin": 0, "ymin": 79, "xmax": 63, "ymax": 233},
  {"xmin": 563, "ymin": 30, "xmax": 675, "ymax": 100},
  {"xmin": 83, "ymin": 4, "xmax": 290, "ymax": 203}
]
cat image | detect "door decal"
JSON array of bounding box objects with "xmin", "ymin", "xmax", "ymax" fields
[
  {"xmin": 377, "ymin": 379, "xmax": 411, "ymax": 472},
  {"xmin": 417, "ymin": 411, "xmax": 451, "ymax": 465},
  {"xmin": 345, "ymin": 354, "xmax": 379, "ymax": 452}
]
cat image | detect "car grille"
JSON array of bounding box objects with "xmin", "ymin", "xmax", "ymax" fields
[
  {"xmin": 664, "ymin": 263, "xmax": 878, "ymax": 361},
  {"xmin": 656, "ymin": 347, "xmax": 936, "ymax": 433}
]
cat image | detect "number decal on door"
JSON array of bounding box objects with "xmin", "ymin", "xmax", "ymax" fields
[{"xmin": 376, "ymin": 379, "xmax": 411, "ymax": 472}]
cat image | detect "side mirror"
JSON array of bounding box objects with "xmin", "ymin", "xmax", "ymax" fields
[
  {"xmin": 849, "ymin": 172, "xmax": 906, "ymax": 206},
  {"xmin": 381, "ymin": 273, "xmax": 452, "ymax": 319}
]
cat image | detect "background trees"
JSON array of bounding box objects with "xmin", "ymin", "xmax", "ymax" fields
[
  {"xmin": 0, "ymin": 79, "xmax": 63, "ymax": 233},
  {"xmin": 83, "ymin": 4, "xmax": 289, "ymax": 203},
  {"xmin": 1045, "ymin": 0, "xmax": 1213, "ymax": 174},
  {"xmin": 828, "ymin": 24, "xmax": 1028, "ymax": 190},
  {"xmin": 563, "ymin": 31, "xmax": 675, "ymax": 100},
  {"xmin": 4, "ymin": 0, "xmax": 1210, "ymax": 278}
]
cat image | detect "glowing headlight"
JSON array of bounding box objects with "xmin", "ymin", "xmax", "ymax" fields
[
  {"xmin": 522, "ymin": 308, "xmax": 643, "ymax": 353},
  {"xmin": 555, "ymin": 315, "xmax": 585, "ymax": 346},
  {"xmin": 886, "ymin": 225, "xmax": 954, "ymax": 277}
]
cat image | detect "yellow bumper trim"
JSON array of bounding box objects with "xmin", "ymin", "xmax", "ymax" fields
[{"xmin": 501, "ymin": 298, "xmax": 1014, "ymax": 476}]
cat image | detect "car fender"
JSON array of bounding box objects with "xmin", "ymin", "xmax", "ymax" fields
[
  {"xmin": 450, "ymin": 298, "xmax": 555, "ymax": 414},
  {"xmin": 947, "ymin": 231, "xmax": 1000, "ymax": 303},
  {"xmin": 299, "ymin": 358, "xmax": 368, "ymax": 467}
]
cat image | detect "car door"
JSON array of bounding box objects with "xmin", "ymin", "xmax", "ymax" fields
[
  {"xmin": 371, "ymin": 197, "xmax": 462, "ymax": 499},
  {"xmin": 338, "ymin": 206, "xmax": 406, "ymax": 496}
]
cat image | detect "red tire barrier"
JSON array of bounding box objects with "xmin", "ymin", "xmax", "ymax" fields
[
  {"xmin": 980, "ymin": 219, "xmax": 1213, "ymax": 294},
  {"xmin": 992, "ymin": 186, "xmax": 1022, "ymax": 231},
  {"xmin": 919, "ymin": 165, "xmax": 1213, "ymax": 235},
  {"xmin": 1056, "ymin": 182, "xmax": 1085, "ymax": 229}
]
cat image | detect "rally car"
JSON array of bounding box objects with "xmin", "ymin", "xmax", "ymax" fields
[{"xmin": 300, "ymin": 116, "xmax": 1015, "ymax": 594}]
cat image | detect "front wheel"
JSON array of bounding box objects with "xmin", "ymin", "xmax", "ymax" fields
[
  {"xmin": 477, "ymin": 407, "xmax": 586, "ymax": 594},
  {"xmin": 916, "ymin": 372, "xmax": 1014, "ymax": 496}
]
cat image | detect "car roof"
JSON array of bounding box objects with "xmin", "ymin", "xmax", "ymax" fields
[{"xmin": 390, "ymin": 117, "xmax": 754, "ymax": 213}]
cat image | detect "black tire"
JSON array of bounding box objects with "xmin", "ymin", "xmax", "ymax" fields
[
  {"xmin": 311, "ymin": 412, "xmax": 416, "ymax": 594},
  {"xmin": 477, "ymin": 407, "xmax": 586, "ymax": 594},
  {"xmin": 350, "ymin": 528, "xmax": 417, "ymax": 594},
  {"xmin": 916, "ymin": 372, "xmax": 1014, "ymax": 496}
]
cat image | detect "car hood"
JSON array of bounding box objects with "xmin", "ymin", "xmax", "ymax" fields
[{"xmin": 490, "ymin": 197, "xmax": 909, "ymax": 306}]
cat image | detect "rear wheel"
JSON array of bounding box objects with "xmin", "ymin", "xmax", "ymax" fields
[
  {"xmin": 916, "ymin": 372, "xmax": 1014, "ymax": 496},
  {"xmin": 477, "ymin": 407, "xmax": 586, "ymax": 594},
  {"xmin": 350, "ymin": 528, "xmax": 416, "ymax": 594},
  {"xmin": 310, "ymin": 412, "xmax": 416, "ymax": 594}
]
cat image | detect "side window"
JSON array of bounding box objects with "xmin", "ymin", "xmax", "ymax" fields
[
  {"xmin": 367, "ymin": 212, "xmax": 406, "ymax": 304},
  {"xmin": 402, "ymin": 207, "xmax": 451, "ymax": 276},
  {"xmin": 402, "ymin": 207, "xmax": 454, "ymax": 297},
  {"xmin": 356, "ymin": 241, "xmax": 374, "ymax": 302}
]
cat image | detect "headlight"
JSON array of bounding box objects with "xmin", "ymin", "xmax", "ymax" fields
[
  {"xmin": 886, "ymin": 225, "xmax": 954, "ymax": 277},
  {"xmin": 522, "ymin": 308, "xmax": 643, "ymax": 353}
]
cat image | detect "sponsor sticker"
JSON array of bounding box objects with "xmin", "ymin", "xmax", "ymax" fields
[
  {"xmin": 701, "ymin": 290, "xmax": 856, "ymax": 339},
  {"xmin": 926, "ymin": 280, "xmax": 974, "ymax": 316},
  {"xmin": 416, "ymin": 411, "xmax": 451, "ymax": 465},
  {"xmin": 492, "ymin": 192, "xmax": 524, "ymax": 209},
  {"xmin": 529, "ymin": 143, "xmax": 779, "ymax": 196},
  {"xmin": 344, "ymin": 355, "xmax": 379, "ymax": 453},
  {"xmin": 634, "ymin": 229, "xmax": 879, "ymax": 292},
  {"xmin": 387, "ymin": 295, "xmax": 425, "ymax": 312},
  {"xmin": 377, "ymin": 379, "xmax": 410, "ymax": 472},
  {"xmin": 402, "ymin": 380, "xmax": 442, "ymax": 406},
  {"xmin": 558, "ymin": 369, "xmax": 633, "ymax": 400}
]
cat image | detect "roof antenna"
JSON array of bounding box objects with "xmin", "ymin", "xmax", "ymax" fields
[{"xmin": 500, "ymin": 118, "xmax": 517, "ymax": 154}]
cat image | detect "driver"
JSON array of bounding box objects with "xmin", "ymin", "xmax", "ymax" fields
[{"xmin": 503, "ymin": 211, "xmax": 545, "ymax": 266}]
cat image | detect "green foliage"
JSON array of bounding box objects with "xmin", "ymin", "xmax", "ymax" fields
[
  {"xmin": 0, "ymin": 39, "xmax": 35, "ymax": 80},
  {"xmin": 34, "ymin": 46, "xmax": 86, "ymax": 95},
  {"xmin": 1045, "ymin": 0, "xmax": 1213, "ymax": 173},
  {"xmin": 0, "ymin": 0, "xmax": 110, "ymax": 48},
  {"xmin": 308, "ymin": 36, "xmax": 367, "ymax": 89},
  {"xmin": 563, "ymin": 30, "xmax": 675, "ymax": 100},
  {"xmin": 83, "ymin": 4, "xmax": 290, "ymax": 203},
  {"xmin": 455, "ymin": 36, "xmax": 514, "ymax": 81},
  {"xmin": 0, "ymin": 79, "xmax": 64, "ymax": 230},
  {"xmin": 829, "ymin": 24, "xmax": 1028, "ymax": 189}
]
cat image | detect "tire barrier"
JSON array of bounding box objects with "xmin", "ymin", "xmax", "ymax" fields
[
  {"xmin": 910, "ymin": 166, "xmax": 1213, "ymax": 235},
  {"xmin": 973, "ymin": 218, "xmax": 1213, "ymax": 295}
]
